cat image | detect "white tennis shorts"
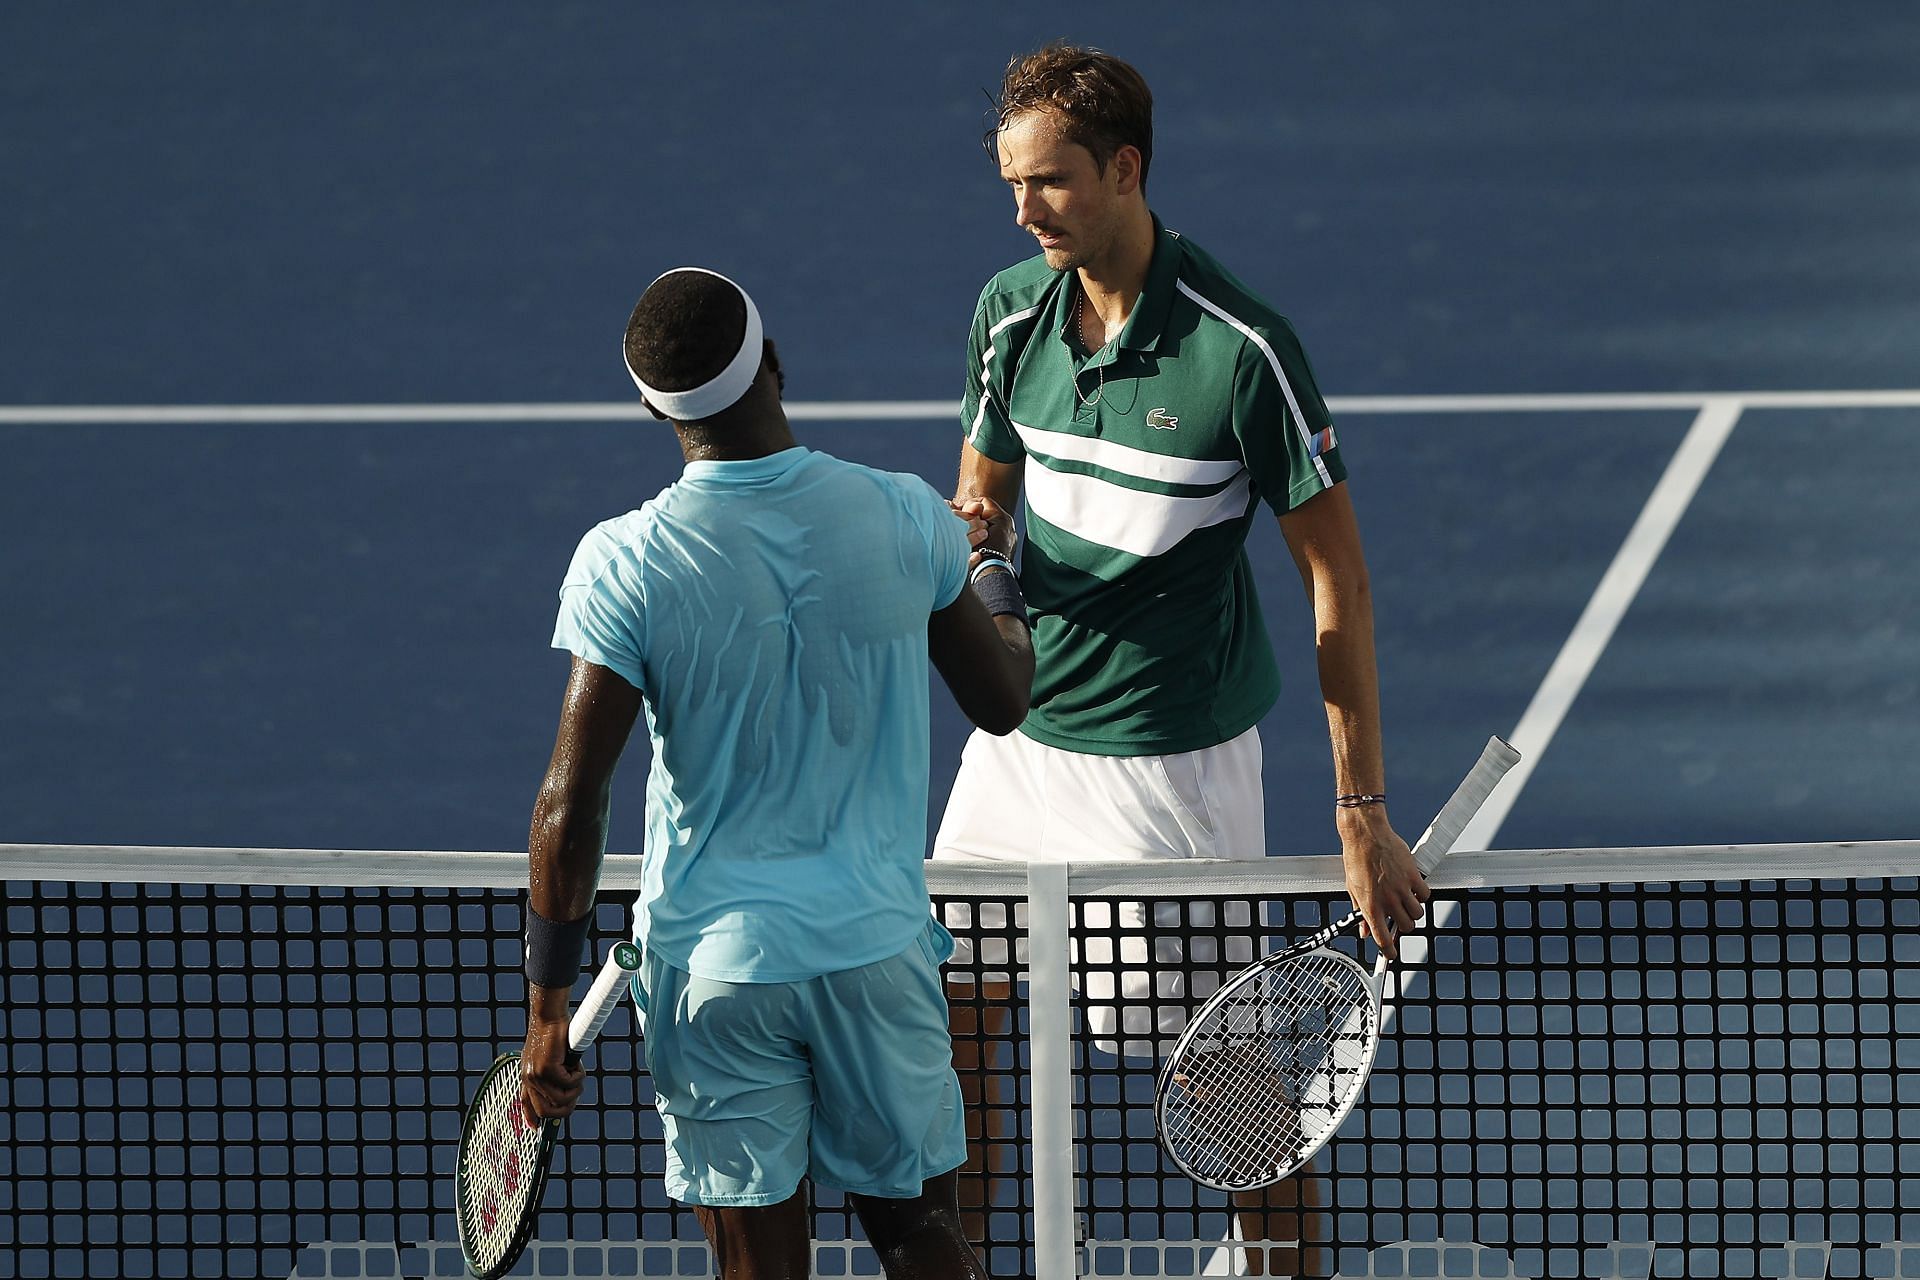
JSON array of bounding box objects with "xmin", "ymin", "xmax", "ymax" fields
[{"xmin": 932, "ymin": 725, "xmax": 1267, "ymax": 1058}]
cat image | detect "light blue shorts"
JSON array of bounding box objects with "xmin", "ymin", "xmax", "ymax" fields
[{"xmin": 633, "ymin": 918, "xmax": 967, "ymax": 1207}]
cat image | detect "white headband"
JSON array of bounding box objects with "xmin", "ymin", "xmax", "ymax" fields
[{"xmin": 623, "ymin": 267, "xmax": 765, "ymax": 420}]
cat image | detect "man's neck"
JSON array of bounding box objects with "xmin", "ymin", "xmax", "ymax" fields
[
  {"xmin": 1075, "ymin": 204, "xmax": 1158, "ymax": 338},
  {"xmin": 675, "ymin": 413, "xmax": 798, "ymax": 463}
]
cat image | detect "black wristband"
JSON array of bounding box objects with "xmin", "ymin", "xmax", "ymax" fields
[
  {"xmin": 525, "ymin": 902, "xmax": 593, "ymax": 988},
  {"xmin": 971, "ymin": 563, "xmax": 1028, "ymax": 621}
]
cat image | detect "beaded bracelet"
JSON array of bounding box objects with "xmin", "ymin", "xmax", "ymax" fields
[
  {"xmin": 970, "ymin": 548, "xmax": 1015, "ymax": 582},
  {"xmin": 1334, "ymin": 793, "xmax": 1388, "ymax": 809}
]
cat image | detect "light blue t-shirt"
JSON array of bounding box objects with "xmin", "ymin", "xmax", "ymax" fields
[{"xmin": 551, "ymin": 447, "xmax": 970, "ymax": 982}]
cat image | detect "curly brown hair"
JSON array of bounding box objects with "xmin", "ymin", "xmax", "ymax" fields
[{"xmin": 988, "ymin": 42, "xmax": 1154, "ymax": 187}]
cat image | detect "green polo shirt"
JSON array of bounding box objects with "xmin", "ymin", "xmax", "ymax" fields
[{"xmin": 961, "ymin": 218, "xmax": 1347, "ymax": 756}]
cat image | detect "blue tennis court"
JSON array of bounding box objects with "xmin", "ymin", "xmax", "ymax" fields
[{"xmin": 5, "ymin": 4, "xmax": 1920, "ymax": 1278}]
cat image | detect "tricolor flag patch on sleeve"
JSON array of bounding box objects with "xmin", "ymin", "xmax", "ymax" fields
[{"xmin": 1308, "ymin": 425, "xmax": 1337, "ymax": 458}]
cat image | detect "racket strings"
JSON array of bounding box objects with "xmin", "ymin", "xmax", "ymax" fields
[
  {"xmin": 1161, "ymin": 950, "xmax": 1377, "ymax": 1188},
  {"xmin": 458, "ymin": 1063, "xmax": 550, "ymax": 1267}
]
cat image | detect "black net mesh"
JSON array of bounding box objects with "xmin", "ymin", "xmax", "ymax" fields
[{"xmin": 2, "ymin": 870, "xmax": 1916, "ymax": 1278}]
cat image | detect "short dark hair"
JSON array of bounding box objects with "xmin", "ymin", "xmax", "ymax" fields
[
  {"xmin": 988, "ymin": 42, "xmax": 1154, "ymax": 186},
  {"xmin": 623, "ymin": 270, "xmax": 748, "ymax": 394}
]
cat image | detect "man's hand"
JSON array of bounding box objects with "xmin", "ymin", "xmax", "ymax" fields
[
  {"xmin": 949, "ymin": 496, "xmax": 1018, "ymax": 566},
  {"xmin": 1337, "ymin": 806, "xmax": 1428, "ymax": 961},
  {"xmin": 519, "ymin": 987, "xmax": 585, "ymax": 1121}
]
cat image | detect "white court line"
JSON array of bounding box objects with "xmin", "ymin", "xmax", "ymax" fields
[
  {"xmin": 0, "ymin": 400, "xmax": 948, "ymax": 424},
  {"xmin": 3, "ymin": 387, "xmax": 1920, "ymax": 424},
  {"xmin": 1453, "ymin": 397, "xmax": 1746, "ymax": 852},
  {"xmin": 1360, "ymin": 400, "xmax": 1746, "ymax": 1280},
  {"xmin": 1381, "ymin": 398, "xmax": 1745, "ymax": 1147}
]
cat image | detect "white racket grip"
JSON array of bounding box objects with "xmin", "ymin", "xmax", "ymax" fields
[
  {"xmin": 567, "ymin": 941, "xmax": 643, "ymax": 1053},
  {"xmin": 1410, "ymin": 736, "xmax": 1521, "ymax": 876}
]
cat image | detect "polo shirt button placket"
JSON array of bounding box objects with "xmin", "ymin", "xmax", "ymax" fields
[
  {"xmin": 1074, "ymin": 352, "xmax": 1109, "ymax": 429},
  {"xmin": 1074, "ymin": 377, "xmax": 1099, "ymax": 426}
]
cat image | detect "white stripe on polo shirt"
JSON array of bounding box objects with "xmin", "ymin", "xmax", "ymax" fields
[
  {"xmin": 968, "ymin": 304, "xmax": 1044, "ymax": 447},
  {"xmin": 1009, "ymin": 419, "xmax": 1245, "ymax": 487},
  {"xmin": 1174, "ymin": 280, "xmax": 1335, "ymax": 488},
  {"xmin": 1023, "ymin": 462, "xmax": 1254, "ymax": 558}
]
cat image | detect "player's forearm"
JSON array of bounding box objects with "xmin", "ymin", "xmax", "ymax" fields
[
  {"xmin": 527, "ymin": 774, "xmax": 611, "ymax": 924},
  {"xmin": 1309, "ymin": 569, "xmax": 1387, "ymax": 798},
  {"xmin": 989, "ymin": 613, "xmax": 1037, "ymax": 696},
  {"xmin": 524, "ymin": 778, "xmax": 610, "ymax": 1013},
  {"xmin": 957, "ymin": 443, "xmax": 1021, "ymax": 510},
  {"xmin": 930, "ymin": 585, "xmax": 1035, "ymax": 734},
  {"xmin": 528, "ymin": 979, "xmax": 575, "ymax": 1020},
  {"xmin": 969, "ymin": 627, "xmax": 1036, "ymax": 734},
  {"xmin": 1277, "ymin": 485, "xmax": 1388, "ymax": 798},
  {"xmin": 527, "ymin": 659, "xmax": 642, "ymax": 931}
]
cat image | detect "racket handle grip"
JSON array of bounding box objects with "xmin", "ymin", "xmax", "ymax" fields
[
  {"xmin": 568, "ymin": 941, "xmax": 643, "ymax": 1053},
  {"xmin": 1410, "ymin": 735, "xmax": 1522, "ymax": 876}
]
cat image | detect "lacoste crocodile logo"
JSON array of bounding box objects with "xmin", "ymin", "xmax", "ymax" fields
[{"xmin": 1146, "ymin": 408, "xmax": 1179, "ymax": 430}]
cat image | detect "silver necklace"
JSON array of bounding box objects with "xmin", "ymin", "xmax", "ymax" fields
[{"xmin": 1073, "ymin": 287, "xmax": 1107, "ymax": 408}]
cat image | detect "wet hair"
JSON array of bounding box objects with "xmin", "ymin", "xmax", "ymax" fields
[{"xmin": 988, "ymin": 42, "xmax": 1154, "ymax": 186}]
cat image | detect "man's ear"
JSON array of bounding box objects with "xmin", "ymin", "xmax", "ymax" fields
[
  {"xmin": 765, "ymin": 339, "xmax": 784, "ymax": 397},
  {"xmin": 1112, "ymin": 143, "xmax": 1144, "ymax": 197}
]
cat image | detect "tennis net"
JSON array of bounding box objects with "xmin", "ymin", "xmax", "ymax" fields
[{"xmin": 2, "ymin": 841, "xmax": 1916, "ymax": 1279}]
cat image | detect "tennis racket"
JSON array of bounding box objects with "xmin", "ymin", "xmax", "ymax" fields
[
  {"xmin": 456, "ymin": 940, "xmax": 644, "ymax": 1280},
  {"xmin": 1155, "ymin": 735, "xmax": 1520, "ymax": 1192}
]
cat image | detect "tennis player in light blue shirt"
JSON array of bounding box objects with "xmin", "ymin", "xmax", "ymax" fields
[
  {"xmin": 515, "ymin": 267, "xmax": 1034, "ymax": 1280},
  {"xmin": 553, "ymin": 446, "xmax": 974, "ymax": 983}
]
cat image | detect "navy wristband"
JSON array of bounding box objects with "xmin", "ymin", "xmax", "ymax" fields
[
  {"xmin": 971, "ymin": 565, "xmax": 1028, "ymax": 621},
  {"xmin": 525, "ymin": 903, "xmax": 593, "ymax": 988}
]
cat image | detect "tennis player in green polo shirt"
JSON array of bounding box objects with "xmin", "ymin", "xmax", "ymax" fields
[{"xmin": 932, "ymin": 43, "xmax": 1431, "ymax": 1275}]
